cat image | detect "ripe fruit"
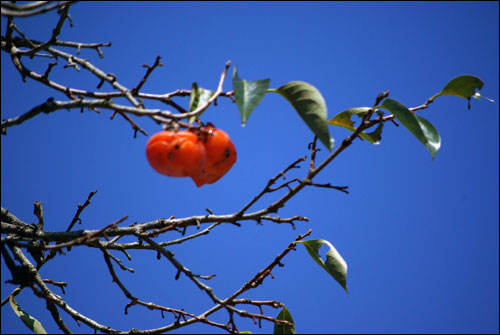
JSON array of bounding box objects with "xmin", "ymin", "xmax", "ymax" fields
[
  {"xmin": 145, "ymin": 130, "xmax": 205, "ymax": 177},
  {"xmin": 145, "ymin": 127, "xmax": 237, "ymax": 187},
  {"xmin": 191, "ymin": 127, "xmax": 237, "ymax": 187}
]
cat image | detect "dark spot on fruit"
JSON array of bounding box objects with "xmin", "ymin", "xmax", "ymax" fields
[
  {"xmin": 168, "ymin": 152, "xmax": 174, "ymax": 159},
  {"xmin": 225, "ymin": 148, "xmax": 231, "ymax": 158},
  {"xmin": 174, "ymin": 144, "xmax": 180, "ymax": 150}
]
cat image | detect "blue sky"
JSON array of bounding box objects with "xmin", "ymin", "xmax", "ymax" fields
[{"xmin": 1, "ymin": 1, "xmax": 498, "ymax": 334}]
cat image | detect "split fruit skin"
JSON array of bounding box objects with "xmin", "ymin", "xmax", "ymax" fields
[
  {"xmin": 191, "ymin": 127, "xmax": 237, "ymax": 187},
  {"xmin": 145, "ymin": 128, "xmax": 237, "ymax": 187}
]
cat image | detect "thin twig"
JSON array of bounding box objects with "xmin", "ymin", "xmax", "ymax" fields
[
  {"xmin": 140, "ymin": 236, "xmax": 222, "ymax": 304},
  {"xmin": 132, "ymin": 55, "xmax": 163, "ymax": 94},
  {"xmin": 66, "ymin": 190, "xmax": 98, "ymax": 232},
  {"xmin": 235, "ymin": 157, "xmax": 307, "ymax": 217},
  {"xmin": 101, "ymin": 247, "xmax": 135, "ymax": 300},
  {"xmin": 148, "ymin": 60, "xmax": 233, "ymax": 122},
  {"xmin": 45, "ymin": 216, "xmax": 127, "ymax": 251}
]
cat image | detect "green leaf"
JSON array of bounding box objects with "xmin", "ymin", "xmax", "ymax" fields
[
  {"xmin": 328, "ymin": 107, "xmax": 383, "ymax": 144},
  {"xmin": 381, "ymin": 98, "xmax": 440, "ymax": 159},
  {"xmin": 232, "ymin": 66, "xmax": 270, "ymax": 125},
  {"xmin": 273, "ymin": 81, "xmax": 334, "ymax": 150},
  {"xmin": 415, "ymin": 115, "xmax": 441, "ymax": 157},
  {"xmin": 188, "ymin": 82, "xmax": 214, "ymax": 123},
  {"xmin": 274, "ymin": 306, "xmax": 296, "ymax": 334},
  {"xmin": 9, "ymin": 288, "xmax": 48, "ymax": 334},
  {"xmin": 295, "ymin": 239, "xmax": 348, "ymax": 293},
  {"xmin": 428, "ymin": 75, "xmax": 494, "ymax": 106},
  {"xmin": 434, "ymin": 75, "xmax": 484, "ymax": 100}
]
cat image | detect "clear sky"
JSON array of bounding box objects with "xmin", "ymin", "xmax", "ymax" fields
[{"xmin": 1, "ymin": 1, "xmax": 498, "ymax": 334}]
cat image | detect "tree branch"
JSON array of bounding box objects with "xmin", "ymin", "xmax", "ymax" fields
[{"xmin": 1, "ymin": 1, "xmax": 75, "ymax": 18}]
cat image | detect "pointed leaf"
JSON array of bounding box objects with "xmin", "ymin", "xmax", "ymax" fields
[
  {"xmin": 328, "ymin": 107, "xmax": 383, "ymax": 144},
  {"xmin": 295, "ymin": 239, "xmax": 348, "ymax": 292},
  {"xmin": 274, "ymin": 81, "xmax": 334, "ymax": 150},
  {"xmin": 232, "ymin": 67, "xmax": 270, "ymax": 125},
  {"xmin": 9, "ymin": 288, "xmax": 48, "ymax": 334},
  {"xmin": 439, "ymin": 75, "xmax": 483, "ymax": 99},
  {"xmin": 274, "ymin": 306, "xmax": 296, "ymax": 334},
  {"xmin": 429, "ymin": 75, "xmax": 492, "ymax": 105},
  {"xmin": 188, "ymin": 82, "xmax": 214, "ymax": 123},
  {"xmin": 381, "ymin": 98, "xmax": 440, "ymax": 159}
]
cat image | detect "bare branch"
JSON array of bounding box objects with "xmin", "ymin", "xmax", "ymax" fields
[
  {"xmin": 66, "ymin": 190, "xmax": 98, "ymax": 232},
  {"xmin": 44, "ymin": 216, "xmax": 127, "ymax": 251},
  {"xmin": 236, "ymin": 156, "xmax": 307, "ymax": 217},
  {"xmin": 18, "ymin": 3, "xmax": 72, "ymax": 57},
  {"xmin": 140, "ymin": 236, "xmax": 222, "ymax": 304},
  {"xmin": 42, "ymin": 279, "xmax": 68, "ymax": 294},
  {"xmin": 132, "ymin": 55, "xmax": 163, "ymax": 94},
  {"xmin": 6, "ymin": 243, "xmax": 120, "ymax": 333},
  {"xmin": 174, "ymin": 60, "xmax": 232, "ymax": 120},
  {"xmin": 1, "ymin": 1, "xmax": 75, "ymax": 18},
  {"xmin": 303, "ymin": 180, "xmax": 350, "ymax": 194},
  {"xmin": 101, "ymin": 247, "xmax": 136, "ymax": 300}
]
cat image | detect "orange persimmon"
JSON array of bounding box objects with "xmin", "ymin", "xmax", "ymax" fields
[
  {"xmin": 191, "ymin": 127, "xmax": 237, "ymax": 187},
  {"xmin": 145, "ymin": 130, "xmax": 205, "ymax": 178}
]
